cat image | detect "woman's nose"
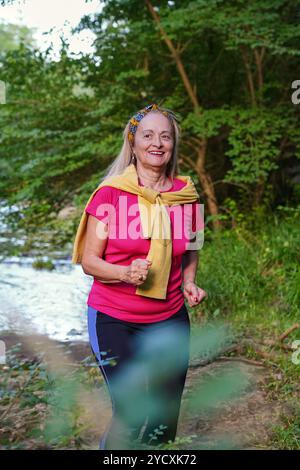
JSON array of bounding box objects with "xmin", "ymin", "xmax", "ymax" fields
[{"xmin": 152, "ymin": 134, "xmax": 162, "ymax": 147}]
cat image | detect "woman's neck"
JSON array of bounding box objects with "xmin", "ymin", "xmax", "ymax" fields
[
  {"xmin": 138, "ymin": 173, "xmax": 172, "ymax": 191},
  {"xmin": 136, "ymin": 164, "xmax": 172, "ymax": 191}
]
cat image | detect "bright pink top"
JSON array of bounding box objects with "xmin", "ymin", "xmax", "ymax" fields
[{"xmin": 85, "ymin": 176, "xmax": 202, "ymax": 323}]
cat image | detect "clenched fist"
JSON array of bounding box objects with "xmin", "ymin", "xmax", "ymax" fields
[
  {"xmin": 183, "ymin": 280, "xmax": 207, "ymax": 307},
  {"xmin": 121, "ymin": 258, "xmax": 152, "ymax": 286}
]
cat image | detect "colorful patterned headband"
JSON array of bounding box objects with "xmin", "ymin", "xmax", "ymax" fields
[{"xmin": 128, "ymin": 103, "xmax": 178, "ymax": 145}]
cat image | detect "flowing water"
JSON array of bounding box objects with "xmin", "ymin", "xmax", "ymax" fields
[{"xmin": 0, "ymin": 257, "xmax": 93, "ymax": 343}]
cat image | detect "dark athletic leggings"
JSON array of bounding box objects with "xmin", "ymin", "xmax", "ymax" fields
[{"xmin": 87, "ymin": 302, "xmax": 190, "ymax": 450}]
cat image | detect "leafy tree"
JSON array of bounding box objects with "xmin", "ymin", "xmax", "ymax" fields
[
  {"xmin": 0, "ymin": 22, "xmax": 36, "ymax": 57},
  {"xmin": 0, "ymin": 0, "xmax": 299, "ymax": 258}
]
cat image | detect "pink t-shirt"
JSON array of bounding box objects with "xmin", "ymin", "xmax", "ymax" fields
[{"xmin": 85, "ymin": 176, "xmax": 202, "ymax": 323}]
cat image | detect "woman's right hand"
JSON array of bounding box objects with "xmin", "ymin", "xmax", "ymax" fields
[{"xmin": 121, "ymin": 259, "xmax": 152, "ymax": 285}]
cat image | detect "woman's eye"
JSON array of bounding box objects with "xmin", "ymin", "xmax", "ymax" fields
[{"xmin": 144, "ymin": 134, "xmax": 171, "ymax": 139}]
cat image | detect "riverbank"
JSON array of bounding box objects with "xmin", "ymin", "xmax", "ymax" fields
[
  {"xmin": 0, "ymin": 331, "xmax": 91, "ymax": 363},
  {"xmin": 1, "ymin": 210, "xmax": 300, "ymax": 449}
]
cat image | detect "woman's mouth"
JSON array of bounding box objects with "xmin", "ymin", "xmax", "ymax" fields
[{"xmin": 148, "ymin": 151, "xmax": 165, "ymax": 157}]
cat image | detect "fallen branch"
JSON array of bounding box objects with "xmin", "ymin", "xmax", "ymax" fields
[
  {"xmin": 240, "ymin": 338, "xmax": 279, "ymax": 361},
  {"xmin": 216, "ymin": 356, "xmax": 265, "ymax": 367},
  {"xmin": 260, "ymin": 323, "xmax": 300, "ymax": 352},
  {"xmin": 188, "ymin": 336, "xmax": 285, "ymax": 369},
  {"xmin": 279, "ymin": 323, "xmax": 300, "ymax": 342},
  {"xmin": 263, "ymin": 339, "xmax": 294, "ymax": 351},
  {"xmin": 189, "ymin": 344, "xmax": 241, "ymax": 368}
]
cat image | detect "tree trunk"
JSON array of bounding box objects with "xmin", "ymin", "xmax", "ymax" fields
[
  {"xmin": 253, "ymin": 177, "xmax": 265, "ymax": 207},
  {"xmin": 144, "ymin": 0, "xmax": 221, "ymax": 229},
  {"xmin": 195, "ymin": 138, "xmax": 222, "ymax": 228},
  {"xmin": 240, "ymin": 45, "xmax": 257, "ymax": 107}
]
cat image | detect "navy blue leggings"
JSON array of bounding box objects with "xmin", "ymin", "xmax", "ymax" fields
[{"xmin": 87, "ymin": 302, "xmax": 190, "ymax": 450}]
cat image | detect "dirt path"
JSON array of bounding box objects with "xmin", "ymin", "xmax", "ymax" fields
[
  {"xmin": 1, "ymin": 332, "xmax": 287, "ymax": 450},
  {"xmin": 178, "ymin": 360, "xmax": 285, "ymax": 450}
]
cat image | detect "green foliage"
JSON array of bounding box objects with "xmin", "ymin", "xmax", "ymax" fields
[
  {"xmin": 0, "ymin": 0, "xmax": 299, "ymax": 258},
  {"xmin": 223, "ymin": 108, "xmax": 297, "ymax": 185},
  {"xmin": 1, "ymin": 0, "xmax": 299, "ymax": 452},
  {"xmin": 1, "ymin": 211, "xmax": 300, "ymax": 449},
  {"xmin": 0, "ymin": 22, "xmax": 36, "ymax": 57},
  {"xmin": 32, "ymin": 258, "xmax": 55, "ymax": 270},
  {"xmin": 195, "ymin": 205, "xmax": 300, "ymax": 325},
  {"xmin": 271, "ymin": 411, "xmax": 300, "ymax": 450}
]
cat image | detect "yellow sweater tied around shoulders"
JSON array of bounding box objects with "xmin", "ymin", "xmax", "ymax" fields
[{"xmin": 72, "ymin": 163, "xmax": 200, "ymax": 300}]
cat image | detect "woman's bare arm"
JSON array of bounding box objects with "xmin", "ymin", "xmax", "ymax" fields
[
  {"xmin": 81, "ymin": 214, "xmax": 126, "ymax": 283},
  {"xmin": 181, "ymin": 250, "xmax": 199, "ymax": 286}
]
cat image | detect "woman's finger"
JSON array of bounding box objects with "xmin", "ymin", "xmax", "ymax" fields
[
  {"xmin": 184, "ymin": 284, "xmax": 207, "ymax": 307},
  {"xmin": 196, "ymin": 288, "xmax": 207, "ymax": 302},
  {"xmin": 190, "ymin": 288, "xmax": 205, "ymax": 304}
]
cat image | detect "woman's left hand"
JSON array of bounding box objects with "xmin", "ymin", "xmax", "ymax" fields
[{"xmin": 183, "ymin": 281, "xmax": 207, "ymax": 307}]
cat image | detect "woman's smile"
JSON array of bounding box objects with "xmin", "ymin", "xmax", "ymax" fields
[
  {"xmin": 132, "ymin": 112, "xmax": 174, "ymax": 169},
  {"xmin": 147, "ymin": 150, "xmax": 165, "ymax": 157}
]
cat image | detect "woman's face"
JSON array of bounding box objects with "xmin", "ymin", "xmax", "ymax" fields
[{"xmin": 133, "ymin": 112, "xmax": 174, "ymax": 172}]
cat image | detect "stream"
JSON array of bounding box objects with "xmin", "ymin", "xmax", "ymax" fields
[{"xmin": 0, "ymin": 257, "xmax": 93, "ymax": 343}]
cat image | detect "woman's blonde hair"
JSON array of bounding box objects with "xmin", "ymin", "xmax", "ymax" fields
[{"xmin": 99, "ymin": 107, "xmax": 181, "ymax": 183}]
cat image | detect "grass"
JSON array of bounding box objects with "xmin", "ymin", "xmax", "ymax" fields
[
  {"xmin": 0, "ymin": 204, "xmax": 299, "ymax": 449},
  {"xmin": 0, "ymin": 346, "xmax": 107, "ymax": 450},
  {"xmin": 188, "ymin": 204, "xmax": 300, "ymax": 449},
  {"xmin": 271, "ymin": 413, "xmax": 300, "ymax": 450}
]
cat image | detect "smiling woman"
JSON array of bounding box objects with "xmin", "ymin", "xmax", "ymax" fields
[
  {"xmin": 71, "ymin": 102, "xmax": 207, "ymax": 450},
  {"xmin": 132, "ymin": 112, "xmax": 175, "ymax": 191}
]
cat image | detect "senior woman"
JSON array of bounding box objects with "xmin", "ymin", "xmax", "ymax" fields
[{"xmin": 72, "ymin": 103, "xmax": 207, "ymax": 450}]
